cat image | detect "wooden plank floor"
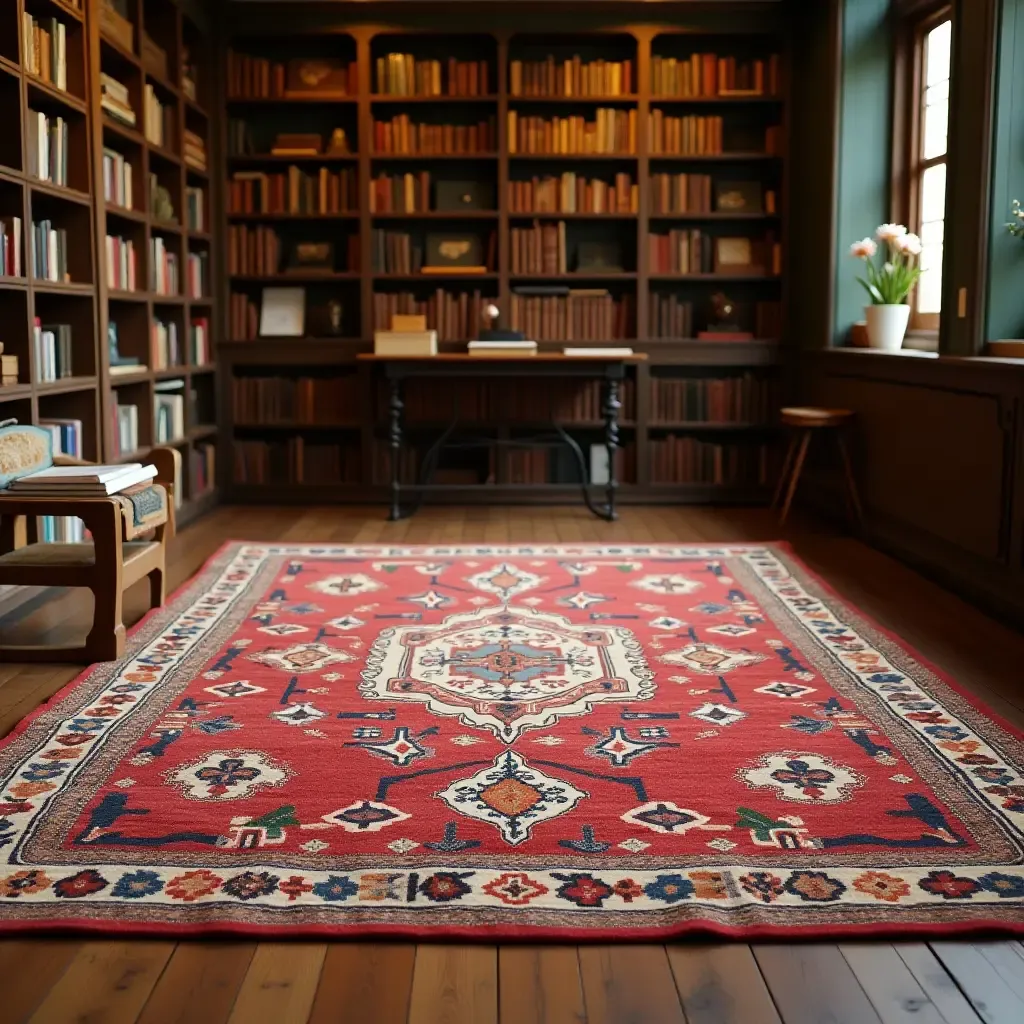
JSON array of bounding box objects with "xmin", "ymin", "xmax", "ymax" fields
[{"xmin": 1, "ymin": 505, "xmax": 1022, "ymax": 1024}]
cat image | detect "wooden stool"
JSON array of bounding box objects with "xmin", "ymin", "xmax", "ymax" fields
[{"xmin": 772, "ymin": 407, "xmax": 864, "ymax": 527}]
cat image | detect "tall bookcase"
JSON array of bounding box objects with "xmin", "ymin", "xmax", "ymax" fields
[
  {"xmin": 0, "ymin": 0, "xmax": 220, "ymax": 531},
  {"xmin": 0, "ymin": 0, "xmax": 102, "ymax": 467},
  {"xmin": 221, "ymin": 9, "xmax": 788, "ymax": 505},
  {"xmin": 91, "ymin": 0, "xmax": 218, "ymax": 524}
]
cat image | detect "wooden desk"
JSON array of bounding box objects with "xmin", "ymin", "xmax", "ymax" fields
[{"xmin": 357, "ymin": 353, "xmax": 647, "ymax": 521}]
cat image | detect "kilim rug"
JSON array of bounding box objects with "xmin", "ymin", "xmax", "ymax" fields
[{"xmin": 0, "ymin": 543, "xmax": 1022, "ymax": 939}]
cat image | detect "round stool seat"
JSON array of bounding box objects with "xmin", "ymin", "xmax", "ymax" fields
[{"xmin": 780, "ymin": 407, "xmax": 855, "ymax": 429}]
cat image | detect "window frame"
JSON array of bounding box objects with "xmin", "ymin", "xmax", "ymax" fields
[{"xmin": 892, "ymin": 0, "xmax": 952, "ymax": 347}]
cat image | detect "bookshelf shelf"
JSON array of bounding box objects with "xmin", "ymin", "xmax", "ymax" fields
[
  {"xmin": 148, "ymin": 145, "xmax": 181, "ymax": 167},
  {"xmin": 36, "ymin": 0, "xmax": 85, "ymax": 24},
  {"xmin": 99, "ymin": 32, "xmax": 140, "ymax": 69},
  {"xmin": 34, "ymin": 375, "xmax": 98, "ymax": 396},
  {"xmin": 227, "ymin": 96, "xmax": 359, "ymax": 106},
  {"xmin": 32, "ymin": 281, "xmax": 94, "ymax": 296},
  {"xmin": 26, "ymin": 76, "xmax": 88, "ymax": 113},
  {"xmin": 105, "ymin": 203, "xmax": 148, "ymax": 224},
  {"xmin": 101, "ymin": 117, "xmax": 143, "ymax": 145},
  {"xmin": 184, "ymin": 98, "xmax": 207, "ymax": 119},
  {"xmin": 221, "ymin": 17, "xmax": 789, "ymax": 505},
  {"xmin": 29, "ymin": 179, "xmax": 92, "ymax": 207}
]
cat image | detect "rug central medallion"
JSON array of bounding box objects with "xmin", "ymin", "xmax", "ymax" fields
[{"xmin": 362, "ymin": 605, "xmax": 654, "ymax": 742}]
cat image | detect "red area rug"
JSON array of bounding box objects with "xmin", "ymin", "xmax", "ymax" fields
[{"xmin": 0, "ymin": 543, "xmax": 1022, "ymax": 939}]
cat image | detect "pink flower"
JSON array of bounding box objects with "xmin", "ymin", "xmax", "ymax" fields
[
  {"xmin": 895, "ymin": 232, "xmax": 923, "ymax": 256},
  {"xmin": 877, "ymin": 223, "xmax": 908, "ymax": 244},
  {"xmin": 849, "ymin": 238, "xmax": 877, "ymax": 259}
]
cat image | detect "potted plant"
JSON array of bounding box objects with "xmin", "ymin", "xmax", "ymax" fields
[{"xmin": 849, "ymin": 224, "xmax": 923, "ymax": 351}]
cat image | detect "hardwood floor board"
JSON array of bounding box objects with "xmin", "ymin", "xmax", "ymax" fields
[
  {"xmin": 135, "ymin": 942, "xmax": 257, "ymax": 1024},
  {"xmin": 577, "ymin": 945, "xmax": 686, "ymax": 1024},
  {"xmin": 840, "ymin": 943, "xmax": 964, "ymax": 1024},
  {"xmin": 407, "ymin": 945, "xmax": 498, "ymax": 1024},
  {"xmin": 27, "ymin": 941, "xmax": 176, "ymax": 1024},
  {"xmin": 666, "ymin": 943, "xmax": 782, "ymax": 1024},
  {"xmin": 0, "ymin": 938, "xmax": 82, "ymax": 1023},
  {"xmin": 890, "ymin": 945, "xmax": 984, "ymax": 1024},
  {"xmin": 498, "ymin": 946, "xmax": 587, "ymax": 1024},
  {"xmin": 752, "ymin": 944, "xmax": 882, "ymax": 1024},
  {"xmin": 225, "ymin": 943, "xmax": 327, "ymax": 1024},
  {"xmin": 928, "ymin": 943, "xmax": 1024, "ymax": 1024},
  {"xmin": 307, "ymin": 943, "xmax": 416, "ymax": 1024}
]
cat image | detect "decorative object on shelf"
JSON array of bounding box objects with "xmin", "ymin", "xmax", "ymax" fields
[
  {"xmin": 286, "ymin": 58, "xmax": 354, "ymax": 98},
  {"xmin": 715, "ymin": 180, "xmax": 763, "ymax": 214},
  {"xmin": 182, "ymin": 47, "xmax": 198, "ymax": 101},
  {"xmin": 259, "ymin": 286, "xmax": 306, "ymax": 337},
  {"xmin": 698, "ymin": 292, "xmax": 753, "ymax": 341},
  {"xmin": 714, "ymin": 237, "xmax": 762, "ymax": 274},
  {"xmin": 326, "ymin": 299, "xmax": 345, "ymax": 336},
  {"xmin": 850, "ymin": 224, "xmax": 922, "ymax": 351},
  {"xmin": 0, "ymin": 346, "xmax": 19, "ymax": 386},
  {"xmin": 436, "ymin": 180, "xmax": 494, "ymax": 212},
  {"xmin": 326, "ymin": 128, "xmax": 350, "ymax": 155},
  {"xmin": 150, "ymin": 176, "xmax": 177, "ymax": 224},
  {"xmin": 576, "ymin": 240, "xmax": 623, "ymax": 274},
  {"xmin": 272, "ymin": 133, "xmax": 322, "ymax": 156},
  {"xmin": 108, "ymin": 322, "xmax": 139, "ymax": 373},
  {"xmin": 423, "ymin": 234, "xmax": 485, "ymax": 272},
  {"xmin": 286, "ymin": 242, "xmax": 335, "ymax": 276}
]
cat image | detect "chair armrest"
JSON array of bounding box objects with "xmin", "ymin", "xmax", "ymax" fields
[{"xmin": 149, "ymin": 447, "xmax": 180, "ymax": 538}]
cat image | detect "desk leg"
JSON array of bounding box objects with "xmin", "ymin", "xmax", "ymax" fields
[
  {"xmin": 603, "ymin": 375, "xmax": 621, "ymax": 521},
  {"xmin": 388, "ymin": 377, "xmax": 404, "ymax": 521}
]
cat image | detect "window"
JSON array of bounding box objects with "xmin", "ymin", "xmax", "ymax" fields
[{"xmin": 899, "ymin": 9, "xmax": 951, "ymax": 339}]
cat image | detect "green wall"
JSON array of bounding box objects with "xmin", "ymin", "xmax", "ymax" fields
[{"xmin": 833, "ymin": 0, "xmax": 893, "ymax": 345}]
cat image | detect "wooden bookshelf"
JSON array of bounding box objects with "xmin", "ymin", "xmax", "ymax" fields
[
  {"xmin": 1, "ymin": 0, "xmax": 102, "ymax": 495},
  {"xmin": 220, "ymin": 11, "xmax": 789, "ymax": 502},
  {"xmin": 90, "ymin": 0, "xmax": 219, "ymax": 522}
]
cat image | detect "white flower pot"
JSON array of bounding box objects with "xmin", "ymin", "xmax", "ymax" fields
[{"xmin": 864, "ymin": 304, "xmax": 910, "ymax": 351}]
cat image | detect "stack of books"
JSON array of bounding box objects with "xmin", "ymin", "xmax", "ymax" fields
[
  {"xmin": 27, "ymin": 111, "xmax": 69, "ymax": 186},
  {"xmin": 22, "ymin": 14, "xmax": 67, "ymax": 91},
  {"xmin": 155, "ymin": 380, "xmax": 185, "ymax": 442},
  {"xmin": 101, "ymin": 74, "xmax": 136, "ymax": 127},
  {"xmin": 186, "ymin": 187, "xmax": 205, "ymax": 231},
  {"xmin": 5, "ymin": 462, "xmax": 157, "ymax": 497},
  {"xmin": 102, "ymin": 148, "xmax": 133, "ymax": 209},
  {"xmin": 190, "ymin": 317, "xmax": 211, "ymax": 364},
  {"xmin": 152, "ymin": 317, "xmax": 180, "ymax": 369},
  {"xmin": 144, "ymin": 85, "xmax": 169, "ymax": 148},
  {"xmin": 184, "ymin": 130, "xmax": 207, "ymax": 171},
  {"xmin": 38, "ymin": 418, "xmax": 82, "ymax": 458},
  {"xmin": 373, "ymin": 314, "xmax": 438, "ymax": 356},
  {"xmin": 114, "ymin": 398, "xmax": 139, "ymax": 456},
  {"xmin": 0, "ymin": 215, "xmax": 22, "ymax": 278},
  {"xmin": 468, "ymin": 339, "xmax": 538, "ymax": 357},
  {"xmin": 31, "ymin": 220, "xmax": 68, "ymax": 282}
]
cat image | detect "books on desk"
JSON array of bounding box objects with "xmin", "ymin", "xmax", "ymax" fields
[
  {"xmin": 564, "ymin": 346, "xmax": 634, "ymax": 357},
  {"xmin": 468, "ymin": 339, "xmax": 538, "ymax": 356},
  {"xmin": 6, "ymin": 463, "xmax": 157, "ymax": 496},
  {"xmin": 374, "ymin": 313, "xmax": 438, "ymax": 356}
]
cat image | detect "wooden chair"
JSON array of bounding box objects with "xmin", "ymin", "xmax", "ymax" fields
[
  {"xmin": 772, "ymin": 407, "xmax": 864, "ymax": 527},
  {"xmin": 0, "ymin": 438, "xmax": 179, "ymax": 664}
]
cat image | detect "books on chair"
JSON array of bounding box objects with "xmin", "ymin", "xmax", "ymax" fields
[{"xmin": 6, "ymin": 463, "xmax": 157, "ymax": 496}]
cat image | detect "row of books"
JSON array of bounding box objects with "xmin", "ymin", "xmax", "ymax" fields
[
  {"xmin": 31, "ymin": 221, "xmax": 69, "ymax": 283},
  {"xmin": 509, "ymin": 288, "xmax": 633, "ymax": 342},
  {"xmin": 649, "ymin": 374, "xmax": 774, "ymax": 424},
  {"xmin": 191, "ymin": 318, "xmax": 212, "ymax": 365},
  {"xmin": 39, "ymin": 417, "xmax": 82, "ymax": 459},
  {"xmin": 184, "ymin": 130, "xmax": 207, "ymax": 172},
  {"xmin": 650, "ymin": 54, "xmax": 782, "ymax": 99},
  {"xmin": 649, "ymin": 114, "xmax": 725, "ymax": 156},
  {"xmin": 100, "ymin": 73, "xmax": 135, "ymax": 127},
  {"xmin": 229, "ymin": 292, "xmax": 260, "ymax": 341},
  {"xmin": 228, "ymin": 225, "xmax": 281, "ymax": 276},
  {"xmin": 190, "ymin": 442, "xmax": 216, "ymax": 496},
  {"xmin": 371, "ymin": 230, "xmax": 424, "ymax": 276},
  {"xmin": 186, "ymin": 186, "xmax": 205, "ymax": 232},
  {"xmin": 375, "ymin": 56, "xmax": 490, "ymax": 97},
  {"xmin": 226, "ymin": 53, "xmax": 359, "ymax": 99},
  {"xmin": 648, "ymin": 297, "xmax": 781, "ymax": 341},
  {"xmin": 112, "ymin": 398, "xmax": 140, "ymax": 457},
  {"xmin": 234, "ymin": 439, "xmax": 362, "ymax": 485},
  {"xmin": 228, "ymin": 168, "xmax": 359, "ymax": 215},
  {"xmin": 144, "ymin": 85, "xmax": 173, "ymax": 150},
  {"xmin": 510, "ymin": 222, "xmax": 569, "ymax": 276},
  {"xmin": 651, "ymin": 173, "xmax": 714, "ymax": 214},
  {"xmin": 27, "ymin": 111, "xmax": 70, "ymax": 188},
  {"xmin": 508, "ymin": 110, "xmax": 637, "ymax": 155},
  {"xmin": 152, "ymin": 318, "xmax": 180, "ymax": 370},
  {"xmin": 102, "ymin": 147, "xmax": 133, "ymax": 209},
  {"xmin": 502, "ymin": 445, "xmax": 635, "ymax": 486},
  {"xmin": 373, "ymin": 116, "xmax": 497, "ymax": 155},
  {"xmin": 369, "ymin": 171, "xmax": 434, "ymax": 213},
  {"xmin": 233, "ymin": 375, "xmax": 362, "ymax": 425},
  {"xmin": 40, "ymin": 516, "xmax": 86, "ymax": 543},
  {"xmin": 509, "ymin": 58, "xmax": 633, "ymax": 98},
  {"xmin": 155, "ymin": 383, "xmax": 186, "ymax": 443},
  {"xmin": 371, "ymin": 289, "xmax": 490, "ymax": 342},
  {"xmin": 0, "ymin": 216, "xmax": 22, "ymax": 278},
  {"xmin": 383, "ymin": 378, "xmax": 636, "ymax": 424},
  {"xmin": 187, "ymin": 251, "xmax": 208, "ymax": 299},
  {"xmin": 508, "ymin": 173, "xmax": 638, "ymax": 214},
  {"xmin": 105, "ymin": 235, "xmax": 137, "ymax": 291},
  {"xmin": 649, "ymin": 436, "xmax": 770, "ymax": 485},
  {"xmin": 151, "ymin": 236, "xmax": 178, "ymax": 295},
  {"xmin": 22, "ymin": 14, "xmax": 67, "ymax": 91},
  {"xmin": 33, "ymin": 320, "xmax": 73, "ymax": 382}
]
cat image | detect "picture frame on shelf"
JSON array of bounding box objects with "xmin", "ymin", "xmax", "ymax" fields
[
  {"xmin": 259, "ymin": 287, "xmax": 306, "ymax": 337},
  {"xmin": 714, "ymin": 181, "xmax": 763, "ymax": 214}
]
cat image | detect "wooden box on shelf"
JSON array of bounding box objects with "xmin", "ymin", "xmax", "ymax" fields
[{"xmin": 100, "ymin": 0, "xmax": 134, "ymax": 53}]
